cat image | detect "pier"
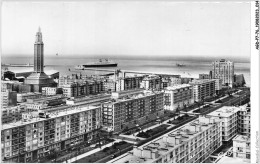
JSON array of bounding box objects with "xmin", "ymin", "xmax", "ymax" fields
[{"xmin": 76, "ymin": 67, "xmax": 181, "ymax": 77}]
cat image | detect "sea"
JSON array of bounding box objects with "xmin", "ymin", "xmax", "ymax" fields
[{"xmin": 1, "ymin": 56, "xmax": 251, "ymax": 87}]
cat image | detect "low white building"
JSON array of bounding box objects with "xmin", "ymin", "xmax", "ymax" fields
[
  {"xmin": 238, "ymin": 106, "xmax": 251, "ymax": 136},
  {"xmin": 232, "ymin": 135, "xmax": 250, "ymax": 161},
  {"xmin": 42, "ymin": 87, "xmax": 57, "ymax": 96},
  {"xmin": 163, "ymin": 84, "xmax": 194, "ymax": 111},
  {"xmin": 206, "ymin": 106, "xmax": 241, "ymax": 142}
]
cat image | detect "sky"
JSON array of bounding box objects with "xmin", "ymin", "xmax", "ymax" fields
[{"xmin": 1, "ymin": 1, "xmax": 251, "ymax": 62}]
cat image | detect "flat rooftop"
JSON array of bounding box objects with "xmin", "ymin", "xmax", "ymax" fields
[
  {"xmin": 109, "ymin": 116, "xmax": 220, "ymax": 163},
  {"xmin": 1, "ymin": 105, "xmax": 99, "ymax": 131},
  {"xmin": 143, "ymin": 75, "xmax": 160, "ymax": 80},
  {"xmin": 105, "ymin": 91, "xmax": 163, "ymax": 105},
  {"xmin": 17, "ymin": 92, "xmax": 42, "ymax": 96},
  {"xmin": 233, "ymin": 135, "xmax": 250, "ymax": 142},
  {"xmin": 207, "ymin": 106, "xmax": 241, "ymax": 118},
  {"xmin": 166, "ymin": 84, "xmax": 192, "ymax": 90},
  {"xmin": 189, "ymin": 79, "xmax": 215, "ymax": 85}
]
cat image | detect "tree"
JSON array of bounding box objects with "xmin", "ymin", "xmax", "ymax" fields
[
  {"xmin": 183, "ymin": 104, "xmax": 188, "ymax": 113},
  {"xmin": 176, "ymin": 106, "xmax": 180, "ymax": 119}
]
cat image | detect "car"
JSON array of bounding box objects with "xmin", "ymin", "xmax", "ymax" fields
[{"xmin": 110, "ymin": 154, "xmax": 117, "ymax": 159}]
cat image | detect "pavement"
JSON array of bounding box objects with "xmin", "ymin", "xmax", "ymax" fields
[{"xmin": 63, "ymin": 140, "xmax": 120, "ymax": 163}]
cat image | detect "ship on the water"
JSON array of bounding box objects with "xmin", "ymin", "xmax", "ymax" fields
[
  {"xmin": 75, "ymin": 59, "xmax": 117, "ymax": 69},
  {"xmin": 176, "ymin": 63, "xmax": 186, "ymax": 67}
]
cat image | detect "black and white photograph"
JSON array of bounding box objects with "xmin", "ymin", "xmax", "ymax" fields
[{"xmin": 1, "ymin": 0, "xmax": 259, "ymax": 163}]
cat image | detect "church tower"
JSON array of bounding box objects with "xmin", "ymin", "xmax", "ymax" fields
[
  {"xmin": 34, "ymin": 27, "xmax": 44, "ymax": 73},
  {"xmin": 24, "ymin": 27, "xmax": 56, "ymax": 92}
]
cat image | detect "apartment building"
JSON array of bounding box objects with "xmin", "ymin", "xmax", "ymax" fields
[
  {"xmin": 103, "ymin": 79, "xmax": 116, "ymax": 92},
  {"xmin": 232, "ymin": 135, "xmax": 250, "ymax": 160},
  {"xmin": 102, "ymin": 91, "xmax": 164, "ymax": 133},
  {"xmin": 140, "ymin": 75, "xmax": 162, "ymax": 90},
  {"xmin": 1, "ymin": 105, "xmax": 102, "ymax": 163},
  {"xmin": 59, "ymin": 75, "xmax": 104, "ymax": 97},
  {"xmin": 212, "ymin": 59, "xmax": 234, "ymax": 87},
  {"xmin": 1, "ymin": 90, "xmax": 17, "ymax": 108},
  {"xmin": 1, "ymin": 105, "xmax": 27, "ymax": 124},
  {"xmin": 116, "ymin": 76, "xmax": 144, "ymax": 91},
  {"xmin": 60, "ymin": 82, "xmax": 87, "ymax": 98},
  {"xmin": 212, "ymin": 79, "xmax": 223, "ymax": 94},
  {"xmin": 199, "ymin": 74, "xmax": 211, "ymax": 79},
  {"xmin": 189, "ymin": 79, "xmax": 216, "ymax": 102},
  {"xmin": 42, "ymin": 87, "xmax": 57, "ymax": 96},
  {"xmin": 86, "ymin": 80, "xmax": 103, "ymax": 95},
  {"xmin": 170, "ymin": 77, "xmax": 182, "ymax": 86},
  {"xmin": 237, "ymin": 107, "xmax": 250, "ymax": 136},
  {"xmin": 109, "ymin": 116, "xmax": 222, "ymax": 163},
  {"xmin": 164, "ymin": 84, "xmax": 194, "ymax": 111},
  {"xmin": 206, "ymin": 106, "xmax": 241, "ymax": 142},
  {"xmin": 1, "ymin": 80, "xmax": 17, "ymax": 91}
]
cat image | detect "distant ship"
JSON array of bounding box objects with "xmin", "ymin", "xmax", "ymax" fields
[
  {"xmin": 75, "ymin": 59, "xmax": 118, "ymax": 69},
  {"xmin": 176, "ymin": 63, "xmax": 186, "ymax": 67}
]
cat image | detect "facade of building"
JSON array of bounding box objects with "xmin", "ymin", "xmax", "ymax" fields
[
  {"xmin": 163, "ymin": 84, "xmax": 194, "ymax": 111},
  {"xmin": 102, "ymin": 91, "xmax": 164, "ymax": 133},
  {"xmin": 42, "ymin": 87, "xmax": 57, "ymax": 96},
  {"xmin": 109, "ymin": 116, "xmax": 222, "ymax": 163},
  {"xmin": 116, "ymin": 76, "xmax": 144, "ymax": 91},
  {"xmin": 17, "ymin": 92, "xmax": 42, "ymax": 103},
  {"xmin": 1, "ymin": 90, "xmax": 17, "ymax": 108},
  {"xmin": 24, "ymin": 103, "xmax": 48, "ymax": 111},
  {"xmin": 140, "ymin": 75, "xmax": 162, "ymax": 90},
  {"xmin": 1, "ymin": 105, "xmax": 102, "ymax": 163},
  {"xmin": 199, "ymin": 74, "xmax": 210, "ymax": 79},
  {"xmin": 59, "ymin": 76, "xmax": 104, "ymax": 97},
  {"xmin": 189, "ymin": 79, "xmax": 216, "ymax": 102},
  {"xmin": 232, "ymin": 135, "xmax": 250, "ymax": 160},
  {"xmin": 103, "ymin": 79, "xmax": 116, "ymax": 92},
  {"xmin": 206, "ymin": 106, "xmax": 241, "ymax": 142},
  {"xmin": 212, "ymin": 79, "xmax": 223, "ymax": 94},
  {"xmin": 60, "ymin": 82, "xmax": 87, "ymax": 98},
  {"xmin": 170, "ymin": 77, "xmax": 182, "ymax": 86},
  {"xmin": 212, "ymin": 59, "xmax": 234, "ymax": 87},
  {"xmin": 1, "ymin": 105, "xmax": 27, "ymax": 124},
  {"xmin": 24, "ymin": 28, "xmax": 55, "ymax": 92},
  {"xmin": 237, "ymin": 107, "xmax": 250, "ymax": 136},
  {"xmin": 1, "ymin": 80, "xmax": 32, "ymax": 93},
  {"xmin": 161, "ymin": 77, "xmax": 171, "ymax": 89}
]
